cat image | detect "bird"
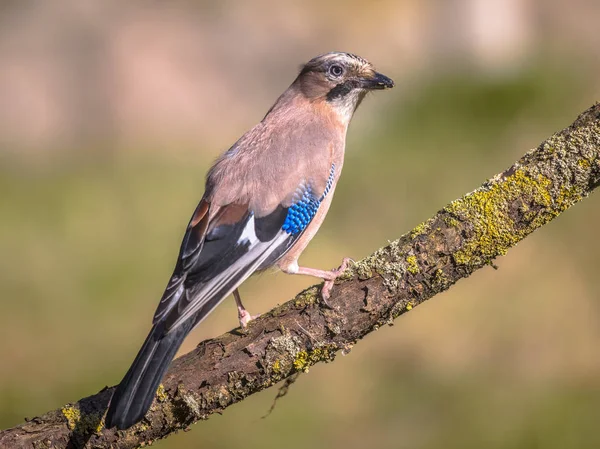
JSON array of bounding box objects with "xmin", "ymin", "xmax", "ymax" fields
[{"xmin": 105, "ymin": 51, "xmax": 394, "ymax": 430}]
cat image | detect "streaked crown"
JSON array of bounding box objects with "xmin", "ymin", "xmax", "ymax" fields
[
  {"xmin": 294, "ymin": 51, "xmax": 394, "ymax": 122},
  {"xmin": 300, "ymin": 52, "xmax": 374, "ymax": 77}
]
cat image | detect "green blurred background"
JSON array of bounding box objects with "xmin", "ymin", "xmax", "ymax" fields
[{"xmin": 1, "ymin": 1, "xmax": 600, "ymax": 448}]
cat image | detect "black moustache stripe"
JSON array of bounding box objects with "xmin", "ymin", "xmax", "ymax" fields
[{"xmin": 326, "ymin": 80, "xmax": 359, "ymax": 101}]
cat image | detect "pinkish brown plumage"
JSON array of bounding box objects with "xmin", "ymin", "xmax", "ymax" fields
[{"xmin": 106, "ymin": 52, "xmax": 394, "ymax": 430}]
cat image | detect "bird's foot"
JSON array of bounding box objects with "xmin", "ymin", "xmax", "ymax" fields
[
  {"xmin": 233, "ymin": 288, "xmax": 260, "ymax": 329},
  {"xmin": 281, "ymin": 258, "xmax": 355, "ymax": 308},
  {"xmin": 320, "ymin": 257, "xmax": 355, "ymax": 305},
  {"xmin": 238, "ymin": 308, "xmax": 260, "ymax": 329}
]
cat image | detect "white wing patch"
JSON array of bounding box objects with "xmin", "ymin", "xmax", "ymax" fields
[
  {"xmin": 238, "ymin": 214, "xmax": 257, "ymax": 244},
  {"xmin": 166, "ymin": 214, "xmax": 288, "ymax": 332}
]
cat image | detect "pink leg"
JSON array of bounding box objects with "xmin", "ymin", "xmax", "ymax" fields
[
  {"xmin": 233, "ymin": 289, "xmax": 259, "ymax": 328},
  {"xmin": 283, "ymin": 257, "xmax": 354, "ymax": 304}
]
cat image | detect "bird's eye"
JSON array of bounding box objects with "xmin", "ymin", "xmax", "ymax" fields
[{"xmin": 328, "ymin": 64, "xmax": 344, "ymax": 78}]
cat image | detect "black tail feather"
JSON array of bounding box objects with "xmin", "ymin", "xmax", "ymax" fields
[
  {"xmin": 105, "ymin": 322, "xmax": 192, "ymax": 430},
  {"xmin": 105, "ymin": 228, "xmax": 290, "ymax": 429}
]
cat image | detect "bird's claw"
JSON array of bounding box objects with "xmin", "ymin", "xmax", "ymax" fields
[
  {"xmin": 320, "ymin": 284, "xmax": 335, "ymax": 309},
  {"xmin": 337, "ymin": 257, "xmax": 355, "ymax": 274},
  {"xmin": 319, "ymin": 257, "xmax": 355, "ymax": 308},
  {"xmin": 238, "ymin": 309, "xmax": 260, "ymax": 329}
]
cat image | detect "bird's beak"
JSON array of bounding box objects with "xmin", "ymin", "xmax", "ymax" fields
[{"xmin": 361, "ymin": 71, "xmax": 395, "ymax": 90}]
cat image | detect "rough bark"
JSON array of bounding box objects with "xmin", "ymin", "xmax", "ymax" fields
[{"xmin": 1, "ymin": 104, "xmax": 599, "ymax": 449}]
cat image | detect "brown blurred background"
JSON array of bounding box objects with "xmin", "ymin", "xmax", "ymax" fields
[{"xmin": 1, "ymin": 1, "xmax": 600, "ymax": 448}]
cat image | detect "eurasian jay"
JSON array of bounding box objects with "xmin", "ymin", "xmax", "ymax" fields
[{"xmin": 106, "ymin": 51, "xmax": 394, "ymax": 429}]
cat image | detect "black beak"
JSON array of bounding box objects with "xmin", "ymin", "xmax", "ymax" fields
[{"xmin": 361, "ymin": 71, "xmax": 395, "ymax": 90}]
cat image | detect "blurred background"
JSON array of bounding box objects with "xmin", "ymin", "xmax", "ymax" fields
[{"xmin": 1, "ymin": 0, "xmax": 600, "ymax": 448}]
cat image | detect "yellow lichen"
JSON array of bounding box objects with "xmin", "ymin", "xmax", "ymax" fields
[
  {"xmin": 156, "ymin": 383, "xmax": 168, "ymax": 402},
  {"xmin": 61, "ymin": 405, "xmax": 103, "ymax": 434},
  {"xmin": 445, "ymin": 169, "xmax": 563, "ymax": 267},
  {"xmin": 577, "ymin": 158, "xmax": 591, "ymax": 169},
  {"xmin": 293, "ymin": 346, "xmax": 337, "ymax": 373},
  {"xmin": 443, "ymin": 216, "xmax": 460, "ymax": 227},
  {"xmin": 293, "ymin": 287, "xmax": 319, "ymax": 308},
  {"xmin": 410, "ymin": 221, "xmax": 430, "ymax": 239},
  {"xmin": 432, "ymin": 269, "xmax": 450, "ymax": 290},
  {"xmin": 405, "ymin": 255, "xmax": 419, "ymax": 274},
  {"xmin": 405, "ymin": 302, "xmax": 414, "ymax": 311},
  {"xmin": 555, "ymin": 185, "xmax": 583, "ymax": 212},
  {"xmin": 93, "ymin": 415, "xmax": 104, "ymax": 433},
  {"xmin": 62, "ymin": 405, "xmax": 81, "ymax": 431},
  {"xmin": 272, "ymin": 359, "xmax": 281, "ymax": 374},
  {"xmin": 294, "ymin": 351, "xmax": 310, "ymax": 372}
]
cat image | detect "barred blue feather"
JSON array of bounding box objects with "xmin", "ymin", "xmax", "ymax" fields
[{"xmin": 282, "ymin": 164, "xmax": 335, "ymax": 235}]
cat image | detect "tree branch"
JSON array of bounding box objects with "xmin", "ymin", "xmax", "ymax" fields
[{"xmin": 2, "ymin": 104, "xmax": 599, "ymax": 449}]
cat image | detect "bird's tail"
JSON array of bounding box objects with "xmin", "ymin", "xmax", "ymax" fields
[{"xmin": 105, "ymin": 321, "xmax": 192, "ymax": 430}]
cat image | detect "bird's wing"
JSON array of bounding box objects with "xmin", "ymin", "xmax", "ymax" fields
[{"xmin": 152, "ymin": 163, "xmax": 336, "ymax": 334}]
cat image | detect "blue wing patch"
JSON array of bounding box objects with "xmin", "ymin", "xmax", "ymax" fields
[
  {"xmin": 282, "ymin": 164, "xmax": 335, "ymax": 235},
  {"xmin": 281, "ymin": 188, "xmax": 320, "ymax": 235}
]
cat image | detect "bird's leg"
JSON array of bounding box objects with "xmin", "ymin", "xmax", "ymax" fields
[
  {"xmin": 282, "ymin": 257, "xmax": 354, "ymax": 306},
  {"xmin": 233, "ymin": 288, "xmax": 259, "ymax": 328}
]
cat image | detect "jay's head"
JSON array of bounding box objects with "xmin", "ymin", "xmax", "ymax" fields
[{"xmin": 294, "ymin": 52, "xmax": 394, "ymax": 122}]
